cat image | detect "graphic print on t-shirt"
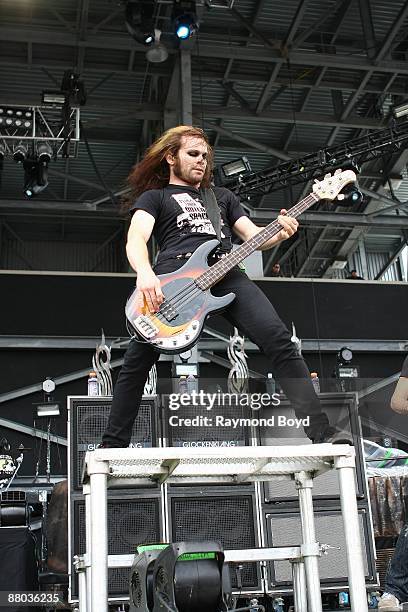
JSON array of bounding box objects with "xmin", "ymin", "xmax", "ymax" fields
[{"xmin": 172, "ymin": 192, "xmax": 225, "ymax": 237}]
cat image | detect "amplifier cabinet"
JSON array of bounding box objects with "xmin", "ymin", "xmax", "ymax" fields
[
  {"xmin": 257, "ymin": 392, "xmax": 368, "ymax": 502},
  {"xmin": 67, "ymin": 395, "xmax": 159, "ymax": 491},
  {"xmin": 160, "ymin": 394, "xmax": 253, "ymax": 448},
  {"xmin": 165, "ymin": 485, "xmax": 263, "ymax": 595},
  {"xmin": 263, "ymin": 504, "xmax": 378, "ymax": 593},
  {"xmin": 68, "ymin": 489, "xmax": 165, "ymax": 602}
]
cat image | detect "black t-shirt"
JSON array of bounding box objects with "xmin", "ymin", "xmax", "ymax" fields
[
  {"xmin": 129, "ymin": 184, "xmax": 248, "ymax": 263},
  {"xmin": 401, "ymin": 356, "xmax": 408, "ymax": 378}
]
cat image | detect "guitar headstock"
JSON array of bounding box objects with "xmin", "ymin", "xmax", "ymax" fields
[{"xmin": 313, "ymin": 169, "xmax": 357, "ymax": 201}]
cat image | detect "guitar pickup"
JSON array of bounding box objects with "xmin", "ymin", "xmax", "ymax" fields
[
  {"xmin": 160, "ymin": 304, "xmax": 178, "ymax": 322},
  {"xmin": 134, "ymin": 315, "xmax": 159, "ymax": 339}
]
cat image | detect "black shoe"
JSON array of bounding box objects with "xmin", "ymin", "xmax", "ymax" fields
[{"xmin": 312, "ymin": 426, "xmax": 353, "ymax": 445}]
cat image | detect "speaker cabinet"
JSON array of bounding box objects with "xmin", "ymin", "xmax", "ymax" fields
[
  {"xmin": 166, "ymin": 486, "xmax": 262, "ymax": 594},
  {"xmin": 161, "ymin": 395, "xmax": 253, "ymax": 448},
  {"xmin": 67, "ymin": 395, "xmax": 159, "ymax": 491},
  {"xmin": 69, "ymin": 490, "xmax": 164, "ymax": 602},
  {"xmin": 264, "ymin": 504, "xmax": 377, "ymax": 592},
  {"xmin": 258, "ymin": 393, "xmax": 368, "ymax": 502}
]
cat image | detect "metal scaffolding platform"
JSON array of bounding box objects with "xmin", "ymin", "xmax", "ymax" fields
[{"xmin": 80, "ymin": 445, "xmax": 368, "ymax": 612}]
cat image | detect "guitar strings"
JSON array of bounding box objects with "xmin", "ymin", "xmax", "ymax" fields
[{"xmin": 140, "ymin": 194, "xmax": 318, "ymax": 326}]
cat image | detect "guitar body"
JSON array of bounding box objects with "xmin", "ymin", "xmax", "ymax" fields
[{"xmin": 125, "ymin": 240, "xmax": 235, "ymax": 354}]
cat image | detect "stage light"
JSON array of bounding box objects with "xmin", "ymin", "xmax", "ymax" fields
[
  {"xmin": 0, "ymin": 107, "xmax": 33, "ymax": 130},
  {"xmin": 125, "ymin": 0, "xmax": 155, "ymax": 46},
  {"xmin": 23, "ymin": 157, "xmax": 49, "ymax": 198},
  {"xmin": 42, "ymin": 90, "xmax": 67, "ymax": 106},
  {"xmin": 150, "ymin": 542, "xmax": 231, "ymax": 612},
  {"xmin": 338, "ymin": 346, "xmax": 353, "ymax": 364},
  {"xmin": 37, "ymin": 141, "xmax": 53, "ymax": 163},
  {"xmin": 172, "ymin": 0, "xmax": 199, "ymax": 40},
  {"xmin": 393, "ymin": 101, "xmax": 408, "ymax": 118},
  {"xmin": 145, "ymin": 29, "xmax": 169, "ymax": 63},
  {"xmin": 336, "ymin": 346, "xmax": 359, "ymax": 386},
  {"xmin": 61, "ymin": 70, "xmax": 87, "ymax": 106},
  {"xmin": 222, "ymin": 156, "xmax": 251, "ymax": 178},
  {"xmin": 214, "ymin": 156, "xmax": 252, "ymax": 186},
  {"xmin": 13, "ymin": 143, "xmax": 29, "ymax": 163},
  {"xmin": 337, "ymin": 181, "xmax": 363, "ymax": 206},
  {"xmin": 35, "ymin": 403, "xmax": 60, "ymax": 418}
]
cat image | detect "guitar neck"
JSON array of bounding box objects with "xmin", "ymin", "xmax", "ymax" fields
[{"xmin": 196, "ymin": 192, "xmax": 319, "ymax": 289}]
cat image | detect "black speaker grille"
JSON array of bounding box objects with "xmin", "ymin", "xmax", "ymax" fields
[
  {"xmin": 170, "ymin": 494, "xmax": 259, "ymax": 589},
  {"xmin": 72, "ymin": 495, "xmax": 161, "ymax": 598},
  {"xmin": 265, "ymin": 507, "xmax": 375, "ymax": 590},
  {"xmin": 259, "ymin": 394, "xmax": 365, "ymax": 502},
  {"xmin": 70, "ymin": 397, "xmax": 156, "ymax": 490},
  {"xmin": 163, "ymin": 397, "xmax": 251, "ymax": 447}
]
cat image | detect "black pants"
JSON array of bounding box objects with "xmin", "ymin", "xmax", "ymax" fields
[{"xmin": 103, "ymin": 261, "xmax": 329, "ymax": 447}]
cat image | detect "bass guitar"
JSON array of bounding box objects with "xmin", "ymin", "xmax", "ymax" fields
[{"xmin": 125, "ymin": 169, "xmax": 356, "ymax": 354}]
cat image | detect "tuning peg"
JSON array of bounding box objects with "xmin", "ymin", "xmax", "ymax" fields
[
  {"xmin": 337, "ymin": 194, "xmax": 345, "ymax": 200},
  {"xmin": 334, "ymin": 168, "xmax": 342, "ymax": 175},
  {"xmin": 314, "ymin": 178, "xmax": 320, "ymax": 183},
  {"xmin": 324, "ymin": 173, "xmax": 331, "ymax": 179}
]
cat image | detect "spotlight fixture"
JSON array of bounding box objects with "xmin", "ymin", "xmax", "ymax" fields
[
  {"xmin": 36, "ymin": 141, "xmax": 53, "ymax": 163},
  {"xmin": 213, "ymin": 156, "xmax": 252, "ymax": 186},
  {"xmin": 0, "ymin": 107, "xmax": 33, "ymax": 130},
  {"xmin": 35, "ymin": 403, "xmax": 60, "ymax": 418},
  {"xmin": 336, "ymin": 346, "xmax": 360, "ymax": 384},
  {"xmin": 172, "ymin": 0, "xmax": 199, "ymax": 40},
  {"xmin": 145, "ymin": 29, "xmax": 169, "ymax": 63},
  {"xmin": 42, "ymin": 90, "xmax": 67, "ymax": 106},
  {"xmin": 61, "ymin": 70, "xmax": 87, "ymax": 106},
  {"xmin": 13, "ymin": 143, "xmax": 29, "ymax": 163},
  {"xmin": 337, "ymin": 181, "xmax": 363, "ymax": 206},
  {"xmin": 392, "ymin": 100, "xmax": 408, "ymax": 119},
  {"xmin": 125, "ymin": 0, "xmax": 155, "ymax": 46},
  {"xmin": 338, "ymin": 346, "xmax": 353, "ymax": 364},
  {"xmin": 23, "ymin": 157, "xmax": 49, "ymax": 198}
]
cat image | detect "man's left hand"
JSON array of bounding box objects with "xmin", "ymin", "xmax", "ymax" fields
[{"xmin": 276, "ymin": 209, "xmax": 299, "ymax": 241}]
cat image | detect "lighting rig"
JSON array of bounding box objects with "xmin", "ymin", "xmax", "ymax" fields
[
  {"xmin": 0, "ymin": 70, "xmax": 84, "ymax": 196},
  {"xmin": 229, "ymin": 120, "xmax": 408, "ymax": 199}
]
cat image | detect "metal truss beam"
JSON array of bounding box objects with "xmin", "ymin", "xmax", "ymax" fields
[
  {"xmin": 358, "ymin": 0, "xmax": 377, "ymax": 59},
  {"xmin": 233, "ymin": 121, "xmax": 408, "ymax": 198},
  {"xmin": 0, "ymin": 335, "xmax": 405, "ymax": 354},
  {"xmin": 290, "ymin": 0, "xmax": 341, "ymax": 49},
  {"xmin": 2, "ymin": 61, "xmax": 408, "ymax": 98},
  {"xmin": 0, "ymin": 417, "xmax": 67, "ymax": 447},
  {"xmin": 375, "ymin": 2, "xmax": 408, "ymax": 62},
  {"xmin": 1, "ymin": 27, "xmax": 408, "ymax": 75},
  {"xmin": 201, "ymin": 107, "xmax": 382, "ymax": 128},
  {"xmin": 229, "ymin": 7, "xmax": 279, "ymax": 53},
  {"xmin": 196, "ymin": 117, "xmax": 291, "ymax": 161},
  {"xmin": 248, "ymin": 208, "xmax": 408, "ymax": 230},
  {"xmin": 374, "ymin": 237, "xmax": 408, "ymax": 280}
]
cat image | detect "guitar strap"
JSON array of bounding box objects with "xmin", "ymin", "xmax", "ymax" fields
[{"xmin": 199, "ymin": 187, "xmax": 222, "ymax": 242}]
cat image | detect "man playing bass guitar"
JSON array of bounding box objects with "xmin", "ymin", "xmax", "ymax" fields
[{"xmin": 101, "ymin": 125, "xmax": 342, "ymax": 448}]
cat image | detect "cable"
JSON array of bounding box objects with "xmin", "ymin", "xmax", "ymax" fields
[
  {"xmin": 196, "ymin": 32, "xmax": 205, "ymax": 129},
  {"xmin": 79, "ymin": 120, "xmax": 119, "ymax": 208}
]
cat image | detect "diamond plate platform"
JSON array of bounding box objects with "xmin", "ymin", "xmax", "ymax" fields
[{"xmin": 79, "ymin": 444, "xmax": 368, "ymax": 612}]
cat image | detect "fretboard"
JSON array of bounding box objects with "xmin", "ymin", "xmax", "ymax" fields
[{"xmin": 195, "ymin": 192, "xmax": 319, "ymax": 290}]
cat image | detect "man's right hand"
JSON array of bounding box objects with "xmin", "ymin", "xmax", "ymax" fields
[{"xmin": 136, "ymin": 268, "xmax": 164, "ymax": 313}]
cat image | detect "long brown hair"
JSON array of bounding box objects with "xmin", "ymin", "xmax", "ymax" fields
[{"xmin": 122, "ymin": 125, "xmax": 214, "ymax": 212}]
